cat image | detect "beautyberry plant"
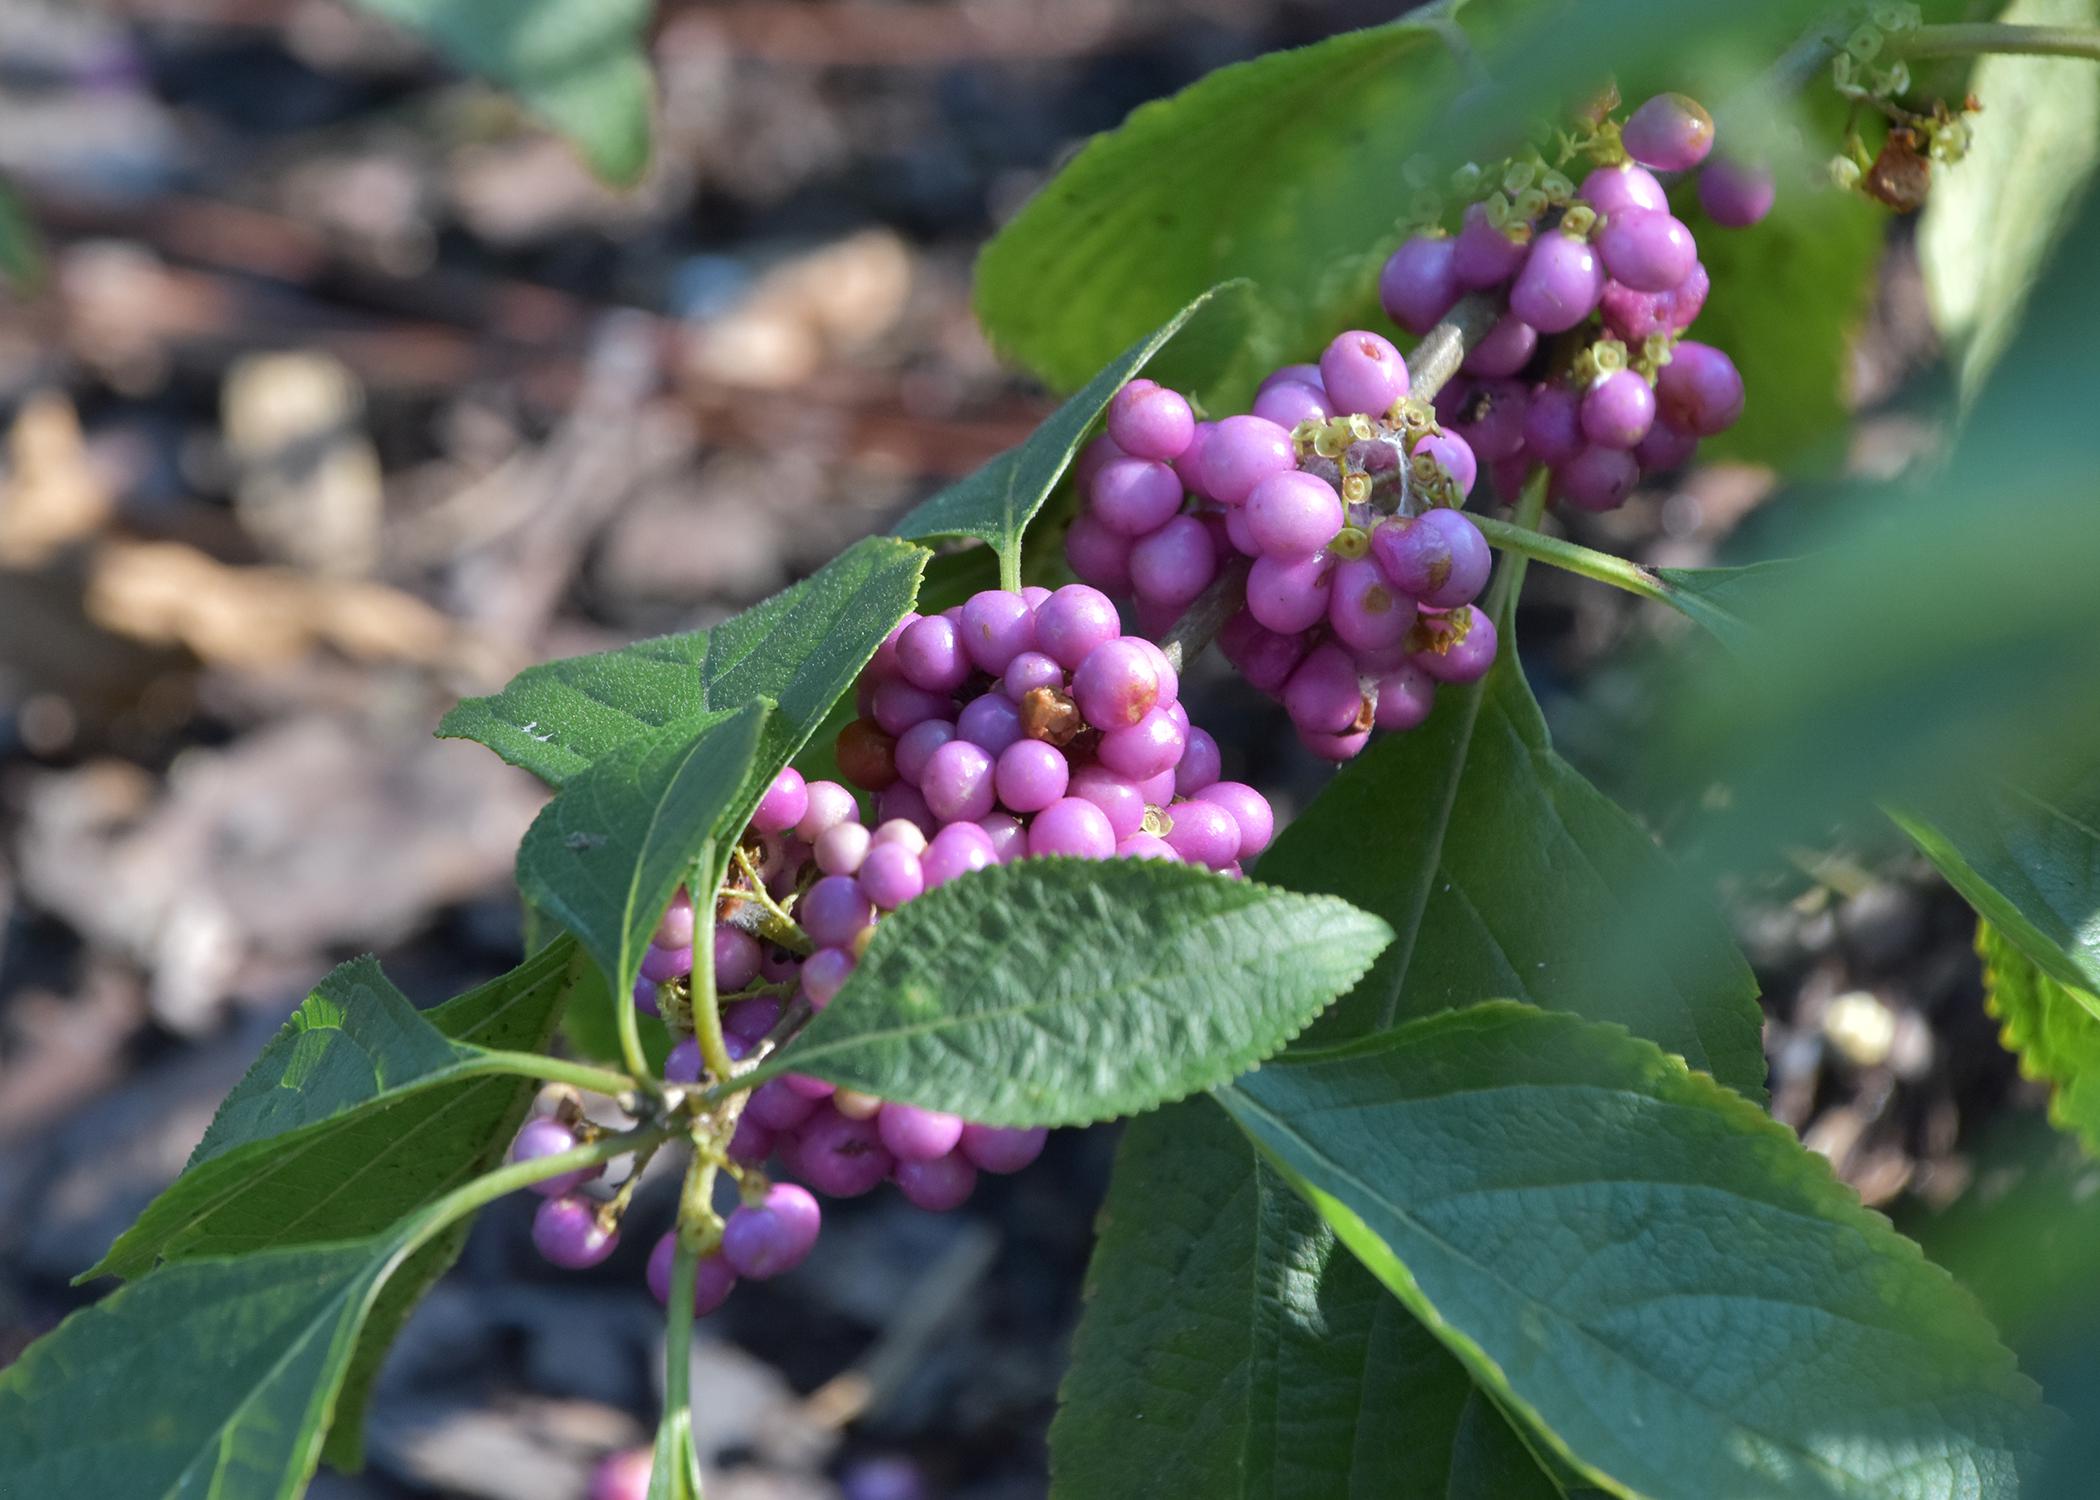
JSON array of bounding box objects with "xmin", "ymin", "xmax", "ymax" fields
[{"xmin": 5, "ymin": 5, "xmax": 2099, "ymax": 1499}]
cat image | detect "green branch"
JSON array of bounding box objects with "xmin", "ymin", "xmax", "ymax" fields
[
  {"xmin": 1893, "ymin": 23, "xmax": 2100, "ymax": 64},
  {"xmin": 474, "ymin": 1049, "xmax": 640, "ymax": 1101}
]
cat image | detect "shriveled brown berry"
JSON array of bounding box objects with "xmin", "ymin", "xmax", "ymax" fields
[
  {"xmin": 834, "ymin": 718, "xmax": 899, "ymax": 790},
  {"xmin": 1019, "ymin": 685, "xmax": 1084, "ymax": 747}
]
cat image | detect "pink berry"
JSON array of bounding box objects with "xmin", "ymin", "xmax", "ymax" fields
[
  {"xmin": 894, "ymin": 717, "xmax": 957, "ymax": 784},
  {"xmin": 1370, "ymin": 510, "xmax": 1491, "ymax": 610},
  {"xmin": 1163, "ymin": 797, "xmax": 1241, "ymax": 869},
  {"xmin": 1454, "ymin": 201, "xmax": 1529, "ymax": 288},
  {"xmin": 1029, "ymin": 797, "xmax": 1117, "ymax": 858},
  {"xmin": 1374, "ymin": 663, "xmax": 1438, "ymax": 731},
  {"xmin": 1251, "ymin": 378, "xmax": 1330, "ymax": 429},
  {"xmin": 1218, "ymin": 609, "xmax": 1311, "ymax": 695},
  {"xmin": 956, "ymin": 691, "xmax": 1024, "ymax": 756},
  {"xmin": 1596, "ymin": 209, "xmax": 1696, "ymax": 294},
  {"xmin": 1201, "ymin": 781, "xmax": 1274, "ymax": 858},
  {"xmin": 1521, "ymin": 383, "xmax": 1585, "ymax": 467},
  {"xmin": 1581, "ymin": 368, "xmax": 1657, "ymax": 450},
  {"xmin": 1622, "ymin": 92, "xmax": 1715, "ymax": 172},
  {"xmin": 1107, "ymin": 381, "xmax": 1196, "ymax": 461},
  {"xmin": 1579, "ymin": 162, "xmax": 1668, "ymax": 216},
  {"xmin": 1002, "ymin": 650, "xmax": 1063, "ymax": 703},
  {"xmin": 1635, "ymin": 421, "xmax": 1699, "ymax": 473},
  {"xmin": 1090, "ymin": 457, "xmax": 1184, "ymax": 537},
  {"xmin": 653, "ymin": 889, "xmax": 696, "ymax": 950},
  {"xmin": 1116, "ymin": 833, "xmax": 1179, "ymax": 861},
  {"xmin": 958, "ymin": 589, "xmax": 1037, "ymax": 675},
  {"xmin": 1203, "ymin": 416, "xmax": 1296, "ymax": 506},
  {"xmin": 647, "ymin": 1233, "xmax": 738, "ymax": 1314},
  {"xmin": 802, "ymin": 874, "xmax": 874, "ymax": 948},
  {"xmin": 857, "ymin": 840, "xmax": 925, "ymax": 909},
  {"xmin": 1300, "ymin": 724, "xmax": 1372, "ymax": 761},
  {"xmin": 815, "ymin": 820, "xmax": 872, "ymax": 876},
  {"xmin": 960, "ymin": 1123, "xmax": 1048, "ymax": 1174},
  {"xmin": 1656, "ymin": 341, "xmax": 1744, "ymax": 436},
  {"xmin": 878, "ymin": 1102, "xmax": 965, "ymax": 1161},
  {"xmin": 1245, "ymin": 471, "xmax": 1344, "ymax": 559},
  {"xmin": 1283, "ymin": 642, "xmax": 1369, "ymax": 736},
  {"xmin": 802, "ymin": 947, "xmax": 855, "ymax": 1010},
  {"xmin": 1328, "ymin": 555, "xmax": 1417, "ymax": 654},
  {"xmin": 512, "ymin": 1118, "xmax": 599, "ymax": 1198},
  {"xmin": 1035, "ymin": 585, "xmax": 1121, "ymax": 669},
  {"xmin": 1067, "ymin": 766, "xmax": 1146, "ymax": 839},
  {"xmin": 1065, "ymin": 511, "xmax": 1133, "ymax": 592},
  {"xmin": 1415, "ymin": 605, "xmax": 1499, "ymax": 684},
  {"xmin": 639, "ymin": 941, "xmax": 691, "ymax": 985},
  {"xmin": 1601, "ymin": 260, "xmax": 1709, "ymax": 343},
  {"xmin": 1553, "ymin": 445, "xmax": 1641, "ymax": 512},
  {"xmin": 748, "ymin": 1077, "xmax": 821, "ymax": 1131},
  {"xmin": 894, "ymin": 1152, "xmax": 979, "ymax": 1211},
  {"xmin": 751, "ymin": 767, "xmax": 809, "ymax": 834},
  {"xmin": 796, "ymin": 1108, "xmax": 896, "ymax": 1197},
  {"xmin": 1413, "ymin": 429, "xmax": 1477, "ymax": 500},
  {"xmin": 1698, "ymin": 156, "xmax": 1775, "ymax": 228},
  {"xmin": 1318, "ymin": 330, "xmax": 1409, "ymax": 417},
  {"xmin": 979, "ymin": 812, "xmax": 1028, "ymax": 864},
  {"xmin": 897, "ymin": 614, "xmax": 972, "ymax": 694},
  {"xmin": 1097, "ymin": 706, "xmax": 1186, "ymax": 781},
  {"xmin": 1176, "ymin": 726, "xmax": 1222, "ymax": 796},
  {"xmin": 1245, "ymin": 553, "xmax": 1333, "ymax": 635},
  {"xmin": 921, "ymin": 820, "xmax": 996, "ymax": 887},
  {"xmin": 1510, "ymin": 229, "xmax": 1605, "ymax": 334},
  {"xmin": 996, "ymin": 738, "xmax": 1070, "ymax": 813},
  {"xmin": 532, "ymin": 1195, "xmax": 619, "ymax": 1269},
  {"xmin": 1380, "ymin": 233, "xmax": 1461, "ymax": 333},
  {"xmin": 722, "ymin": 1182, "xmax": 822, "ymax": 1279},
  {"xmin": 1461, "ymin": 314, "xmax": 1538, "ymax": 378},
  {"xmin": 795, "ymin": 780, "xmax": 859, "ymax": 843},
  {"xmin": 1128, "ymin": 514, "xmax": 1218, "ymax": 609}
]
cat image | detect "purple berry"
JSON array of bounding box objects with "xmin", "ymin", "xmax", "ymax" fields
[
  {"xmin": 784, "ymin": 1073, "xmax": 836, "ymax": 1100},
  {"xmin": 1133, "ymin": 635, "xmax": 1178, "ymax": 707},
  {"xmin": 1623, "ymin": 92, "xmax": 1714, "ymax": 172},
  {"xmin": 1283, "ymin": 642, "xmax": 1368, "ymax": 736},
  {"xmin": 801, "ymin": 874, "xmax": 874, "ymax": 949},
  {"xmin": 1257, "ymin": 362, "xmax": 1323, "ymax": 392},
  {"xmin": 512, "ymin": 1118, "xmax": 599, "ymax": 1198},
  {"xmin": 1002, "ymin": 650, "xmax": 1063, "ymax": 703},
  {"xmin": 750, "ymin": 767, "xmax": 807, "ymax": 835},
  {"xmin": 749, "ymin": 1077, "xmax": 821, "ymax": 1130},
  {"xmin": 632, "ymin": 976, "xmax": 663, "ymax": 1017},
  {"xmin": 1601, "ymin": 260, "xmax": 1708, "ymax": 342},
  {"xmin": 1065, "ymin": 511, "xmax": 1133, "ymax": 592},
  {"xmin": 801, "ymin": 946, "xmax": 855, "ymax": 1010},
  {"xmin": 1552, "ymin": 445, "xmax": 1640, "ymax": 512},
  {"xmin": 647, "ymin": 1234, "xmax": 738, "ymax": 1314},
  {"xmin": 979, "ymin": 812, "xmax": 1028, "ymax": 863},
  {"xmin": 1373, "ymin": 663, "xmax": 1438, "ymax": 731},
  {"xmin": 1163, "ymin": 797, "xmax": 1241, "ymax": 869},
  {"xmin": 1437, "ymin": 379, "xmax": 1528, "ymax": 462},
  {"xmin": 1117, "ymin": 832, "xmax": 1179, "ymax": 860},
  {"xmin": 1581, "ymin": 369, "xmax": 1657, "ymax": 450},
  {"xmin": 722, "ymin": 1182, "xmax": 822, "ymax": 1279},
  {"xmin": 894, "ymin": 1152, "xmax": 978, "ymax": 1211},
  {"xmin": 920, "ymin": 738, "xmax": 996, "ymax": 823},
  {"xmin": 1090, "ymin": 457, "xmax": 1184, "ymax": 537},
  {"xmin": 857, "ymin": 840, "xmax": 925, "ymax": 909},
  {"xmin": 665, "ymin": 1038, "xmax": 704, "ymax": 1084},
  {"xmin": 1579, "ymin": 162, "xmax": 1668, "ymax": 216},
  {"xmin": 894, "ymin": 718, "xmax": 957, "ymax": 784},
  {"xmin": 1251, "ymin": 379, "xmax": 1330, "ymax": 429},
  {"xmin": 1173, "ymin": 421, "xmax": 1217, "ymax": 498},
  {"xmin": 1246, "ymin": 471, "xmax": 1344, "ymax": 559},
  {"xmin": 921, "ymin": 820, "xmax": 996, "ymax": 887},
  {"xmin": 996, "ymin": 737, "xmax": 1071, "ymax": 814},
  {"xmin": 1074, "ymin": 433, "xmax": 1125, "ymax": 494},
  {"xmin": 1380, "ymin": 233, "xmax": 1461, "ymax": 333},
  {"xmin": 1075, "ymin": 634, "xmax": 1159, "ymax": 726},
  {"xmin": 1129, "ymin": 514, "xmax": 1218, "ymax": 608},
  {"xmin": 871, "ymin": 679, "xmax": 954, "ymax": 738},
  {"xmin": 1106, "ymin": 380, "xmax": 1196, "ymax": 461},
  {"xmin": 1029, "ymin": 797, "xmax": 1117, "ymax": 858},
  {"xmin": 877, "ymin": 1102, "xmax": 965, "ymax": 1161},
  {"xmin": 1461, "ymin": 314, "xmax": 1538, "ymax": 378},
  {"xmin": 1510, "ymin": 229, "xmax": 1605, "ymax": 334},
  {"xmin": 1328, "ymin": 555, "xmax": 1417, "ymax": 654},
  {"xmin": 1520, "ymin": 383, "xmax": 1585, "ymax": 466},
  {"xmin": 639, "ymin": 941, "xmax": 691, "ymax": 984},
  {"xmin": 1300, "ymin": 724, "xmax": 1371, "ymax": 761},
  {"xmin": 1176, "ymin": 726, "xmax": 1221, "ymax": 796},
  {"xmin": 1097, "ymin": 706, "xmax": 1186, "ymax": 781},
  {"xmin": 1454, "ymin": 201, "xmax": 1529, "ymax": 288},
  {"xmin": 959, "ymin": 589, "xmax": 1036, "ymax": 675},
  {"xmin": 815, "ymin": 820, "xmax": 872, "ymax": 876},
  {"xmin": 653, "ymin": 890, "xmax": 696, "ymax": 950},
  {"xmin": 1595, "ymin": 209, "xmax": 1696, "ymax": 293},
  {"xmin": 896, "ymin": 614, "xmax": 972, "ymax": 694},
  {"xmin": 1415, "ymin": 605, "xmax": 1499, "ymax": 684},
  {"xmin": 1203, "ymin": 416, "xmax": 1296, "ymax": 506},
  {"xmin": 796, "ymin": 1107, "xmax": 896, "ymax": 1197},
  {"xmin": 1067, "ymin": 766, "xmax": 1146, "ymax": 839},
  {"xmin": 1656, "ymin": 341, "xmax": 1744, "ymax": 436},
  {"xmin": 1698, "ymin": 156, "xmax": 1775, "ymax": 228},
  {"xmin": 1413, "ymin": 429, "xmax": 1478, "ymax": 501},
  {"xmin": 532, "ymin": 1195, "xmax": 619, "ymax": 1269},
  {"xmin": 1035, "ymin": 585, "xmax": 1120, "ymax": 669},
  {"xmin": 1635, "ymin": 421, "xmax": 1698, "ymax": 473},
  {"xmin": 1319, "ymin": 330, "xmax": 1409, "ymax": 417},
  {"xmin": 1201, "ymin": 781, "xmax": 1274, "ymax": 859},
  {"xmin": 724, "ymin": 995, "xmax": 782, "ymax": 1040},
  {"xmin": 1246, "ymin": 553, "xmax": 1334, "ymax": 635},
  {"xmin": 956, "ymin": 691, "xmax": 1024, "ymax": 756},
  {"xmin": 1371, "ymin": 510, "xmax": 1492, "ymax": 610},
  {"xmin": 795, "ymin": 780, "xmax": 858, "ymax": 844},
  {"xmin": 960, "ymin": 1123, "xmax": 1048, "ymax": 1174}
]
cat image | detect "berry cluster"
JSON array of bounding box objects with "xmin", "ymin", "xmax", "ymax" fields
[
  {"xmin": 1389, "ymin": 91, "xmax": 1763, "ymax": 511},
  {"xmin": 513, "ymin": 587, "xmax": 1276, "ymax": 1314}
]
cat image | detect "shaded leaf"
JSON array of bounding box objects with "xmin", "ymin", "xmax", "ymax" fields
[
  {"xmin": 1260, "ymin": 624, "xmax": 1765, "ymax": 1100},
  {"xmin": 1220, "ymin": 1002, "xmax": 2044, "ymax": 1500},
  {"xmin": 1919, "ymin": 0, "xmax": 2100, "ymax": 400},
  {"xmin": 1652, "ymin": 559, "xmax": 1799, "ymax": 656},
  {"xmin": 353, "ymin": 0, "xmax": 655, "ymax": 184},
  {"xmin": 1050, "ymin": 1098, "xmax": 1560, "ymax": 1498},
  {"xmin": 1978, "ymin": 918, "xmax": 2100, "ymax": 1155},
  {"xmin": 741, "ymin": 859, "xmax": 1391, "ymax": 1126},
  {"xmin": 893, "ymin": 288, "xmax": 1233, "ymax": 571}
]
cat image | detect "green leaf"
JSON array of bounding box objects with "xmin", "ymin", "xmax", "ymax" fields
[
  {"xmin": 700, "ymin": 534, "xmax": 928, "ymax": 786},
  {"xmin": 1977, "ymin": 918, "xmax": 2100, "ymax": 1155},
  {"xmin": 1892, "ymin": 767, "xmax": 2100, "ymax": 998},
  {"xmin": 438, "ymin": 629, "xmax": 710, "ymax": 788},
  {"xmin": 85, "ymin": 941, "xmax": 580, "ymax": 1282},
  {"xmin": 1219, "ymin": 1003, "xmax": 2044, "ymax": 1500},
  {"xmin": 972, "ymin": 21, "xmax": 1472, "ymax": 403},
  {"xmin": 0, "ymin": 179, "xmax": 42, "ymax": 292},
  {"xmin": 1259, "ymin": 624, "xmax": 1765, "ymax": 1099},
  {"xmin": 351, "ymin": 0, "xmax": 655, "ymax": 184},
  {"xmin": 1051, "ymin": 1098, "xmax": 1562, "ymax": 1498},
  {"xmin": 741, "ymin": 859, "xmax": 1392, "ymax": 1126},
  {"xmin": 1447, "ymin": 1389, "xmax": 1575, "ymax": 1500},
  {"xmin": 516, "ymin": 702, "xmax": 767, "ymax": 998},
  {"xmin": 0, "ymin": 1238, "xmax": 407, "ymax": 1499},
  {"xmin": 1685, "ymin": 170, "xmax": 1884, "ymax": 467},
  {"xmin": 1652, "ymin": 559, "xmax": 1799, "ymax": 656},
  {"xmin": 892, "ymin": 289, "xmax": 1233, "ymax": 573},
  {"xmin": 1919, "ymin": 0, "xmax": 2100, "ymax": 400}
]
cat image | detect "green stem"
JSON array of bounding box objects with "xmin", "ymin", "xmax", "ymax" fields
[
  {"xmin": 1893, "ymin": 23, "xmax": 2100, "ymax": 63},
  {"xmin": 690, "ymin": 841, "xmax": 737, "ymax": 1087},
  {"xmin": 613, "ymin": 960, "xmax": 658, "ymax": 1100},
  {"xmin": 998, "ymin": 544, "xmax": 1022, "ymax": 593},
  {"xmin": 1483, "ymin": 470, "xmax": 1550, "ymax": 617},
  {"xmin": 1472, "ymin": 512, "xmax": 1675, "ymax": 610},
  {"xmin": 400, "ymin": 1124, "xmax": 674, "ymax": 1258},
  {"xmin": 654, "ymin": 1235, "xmax": 705, "ymax": 1499},
  {"xmin": 474, "ymin": 1049, "xmax": 641, "ymax": 1101}
]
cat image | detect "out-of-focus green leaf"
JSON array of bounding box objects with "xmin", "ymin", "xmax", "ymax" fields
[
  {"xmin": 353, "ymin": 0, "xmax": 655, "ymax": 184},
  {"xmin": 1919, "ymin": 0, "xmax": 2100, "ymax": 400},
  {"xmin": 0, "ymin": 180, "xmax": 41, "ymax": 291},
  {"xmin": 1976, "ymin": 919, "xmax": 2100, "ymax": 1154}
]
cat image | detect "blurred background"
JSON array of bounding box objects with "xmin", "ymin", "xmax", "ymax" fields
[{"xmin": 0, "ymin": 1, "xmax": 2088, "ymax": 1497}]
